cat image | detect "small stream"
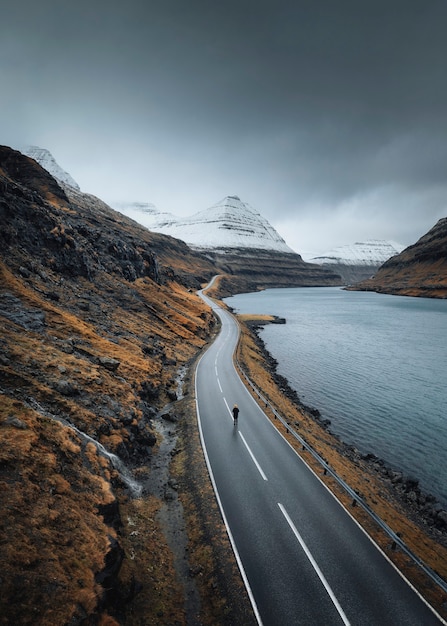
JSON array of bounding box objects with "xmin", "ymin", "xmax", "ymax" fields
[
  {"xmin": 27, "ymin": 364, "xmax": 202, "ymax": 623},
  {"xmin": 27, "ymin": 398, "xmax": 142, "ymax": 497}
]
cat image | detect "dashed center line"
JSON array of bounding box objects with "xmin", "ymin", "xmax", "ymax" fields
[
  {"xmin": 278, "ymin": 503, "xmax": 351, "ymax": 626},
  {"xmin": 239, "ymin": 432, "xmax": 268, "ymax": 481}
]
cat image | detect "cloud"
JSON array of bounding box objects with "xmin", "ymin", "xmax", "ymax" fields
[{"xmin": 1, "ymin": 0, "xmax": 447, "ymax": 254}]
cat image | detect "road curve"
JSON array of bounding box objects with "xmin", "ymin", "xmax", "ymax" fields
[{"xmin": 195, "ymin": 286, "xmax": 445, "ymax": 626}]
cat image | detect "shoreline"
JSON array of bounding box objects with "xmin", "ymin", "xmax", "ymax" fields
[
  {"xmin": 239, "ymin": 314, "xmax": 447, "ymax": 531},
  {"xmin": 231, "ymin": 312, "xmax": 447, "ymax": 618}
]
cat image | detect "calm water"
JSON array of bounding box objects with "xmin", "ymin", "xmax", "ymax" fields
[{"xmin": 224, "ymin": 287, "xmax": 447, "ymax": 506}]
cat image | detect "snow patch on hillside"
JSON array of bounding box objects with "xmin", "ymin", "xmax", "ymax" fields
[{"xmin": 21, "ymin": 146, "xmax": 80, "ymax": 190}]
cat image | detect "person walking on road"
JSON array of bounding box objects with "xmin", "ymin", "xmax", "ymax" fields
[{"xmin": 232, "ymin": 404, "xmax": 239, "ymax": 423}]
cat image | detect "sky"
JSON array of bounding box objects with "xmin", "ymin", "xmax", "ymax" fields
[{"xmin": 1, "ymin": 0, "xmax": 447, "ymax": 256}]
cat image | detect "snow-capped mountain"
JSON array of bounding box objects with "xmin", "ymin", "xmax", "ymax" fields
[
  {"xmin": 307, "ymin": 240, "xmax": 404, "ymax": 266},
  {"xmin": 20, "ymin": 146, "xmax": 80, "ymax": 190},
  {"xmin": 305, "ymin": 240, "xmax": 404, "ymax": 285},
  {"xmin": 115, "ymin": 195, "xmax": 295, "ymax": 254}
]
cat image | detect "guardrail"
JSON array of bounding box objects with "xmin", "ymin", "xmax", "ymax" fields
[{"xmin": 235, "ymin": 357, "xmax": 447, "ymax": 596}]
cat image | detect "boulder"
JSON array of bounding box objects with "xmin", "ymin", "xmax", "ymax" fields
[{"xmin": 98, "ymin": 357, "xmax": 120, "ymax": 371}]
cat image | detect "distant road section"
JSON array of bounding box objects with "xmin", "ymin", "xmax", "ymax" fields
[{"xmin": 195, "ymin": 284, "xmax": 445, "ymax": 626}]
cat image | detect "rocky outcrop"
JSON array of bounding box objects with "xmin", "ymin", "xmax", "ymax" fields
[{"xmin": 351, "ymin": 218, "xmax": 447, "ymax": 298}]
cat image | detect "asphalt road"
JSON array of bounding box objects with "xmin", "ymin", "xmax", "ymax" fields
[{"xmin": 195, "ymin": 287, "xmax": 445, "ymax": 626}]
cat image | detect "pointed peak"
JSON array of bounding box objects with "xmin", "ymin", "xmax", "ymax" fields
[
  {"xmin": 115, "ymin": 195, "xmax": 295, "ymax": 254},
  {"xmin": 20, "ymin": 145, "xmax": 80, "ymax": 190}
]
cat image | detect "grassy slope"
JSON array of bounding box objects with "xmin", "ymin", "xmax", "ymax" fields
[{"xmin": 0, "ymin": 259, "xmax": 217, "ymax": 625}]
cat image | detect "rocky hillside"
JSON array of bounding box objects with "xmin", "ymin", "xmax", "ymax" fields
[
  {"xmin": 352, "ymin": 218, "xmax": 447, "ymax": 298},
  {"xmin": 17, "ymin": 149, "xmax": 344, "ymax": 294},
  {"xmin": 0, "ymin": 146, "xmax": 223, "ymax": 624}
]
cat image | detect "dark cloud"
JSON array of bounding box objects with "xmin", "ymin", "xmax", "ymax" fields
[{"xmin": 1, "ymin": 0, "xmax": 447, "ymax": 253}]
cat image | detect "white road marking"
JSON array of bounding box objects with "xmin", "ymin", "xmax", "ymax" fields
[
  {"xmin": 278, "ymin": 503, "xmax": 351, "ymax": 626},
  {"xmin": 239, "ymin": 432, "xmax": 268, "ymax": 481}
]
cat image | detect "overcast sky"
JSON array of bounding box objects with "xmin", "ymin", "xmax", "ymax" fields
[{"xmin": 2, "ymin": 0, "xmax": 447, "ymax": 256}]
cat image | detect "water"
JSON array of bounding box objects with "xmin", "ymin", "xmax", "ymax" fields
[
  {"xmin": 225, "ymin": 287, "xmax": 447, "ymax": 506},
  {"xmin": 67, "ymin": 421, "xmax": 143, "ymax": 497},
  {"xmin": 27, "ymin": 399, "xmax": 142, "ymax": 497}
]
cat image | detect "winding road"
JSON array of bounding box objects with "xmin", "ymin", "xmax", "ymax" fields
[{"xmin": 195, "ymin": 286, "xmax": 445, "ymax": 626}]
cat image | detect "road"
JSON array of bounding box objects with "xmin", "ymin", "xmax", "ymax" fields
[{"xmin": 195, "ymin": 287, "xmax": 445, "ymax": 626}]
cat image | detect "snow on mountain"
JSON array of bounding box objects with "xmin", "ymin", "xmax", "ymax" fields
[
  {"xmin": 113, "ymin": 201, "xmax": 178, "ymax": 229},
  {"xmin": 21, "ymin": 146, "xmax": 80, "ymax": 190},
  {"xmin": 115, "ymin": 195, "xmax": 295, "ymax": 254},
  {"xmin": 307, "ymin": 240, "xmax": 404, "ymax": 266}
]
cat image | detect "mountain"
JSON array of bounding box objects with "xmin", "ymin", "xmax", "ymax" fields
[
  {"xmin": 351, "ymin": 218, "xmax": 447, "ymax": 298},
  {"xmin": 21, "ymin": 145, "xmax": 81, "ymax": 190},
  {"xmin": 307, "ymin": 240, "xmax": 404, "ymax": 285},
  {"xmin": 15, "ymin": 146, "xmax": 343, "ymax": 292},
  {"xmin": 0, "ymin": 145, "xmax": 222, "ymax": 624},
  {"xmin": 116, "ymin": 195, "xmax": 296, "ymax": 253},
  {"xmin": 115, "ymin": 195, "xmax": 343, "ymax": 294}
]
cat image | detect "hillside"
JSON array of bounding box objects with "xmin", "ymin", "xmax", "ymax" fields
[
  {"xmin": 0, "ymin": 146, "xmax": 252, "ymax": 625},
  {"xmin": 351, "ymin": 218, "xmax": 447, "ymax": 298},
  {"xmin": 19, "ymin": 149, "xmax": 343, "ymax": 293},
  {"xmin": 204, "ymin": 247, "xmax": 342, "ymax": 297}
]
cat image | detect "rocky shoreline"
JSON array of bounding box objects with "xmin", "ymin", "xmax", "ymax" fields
[{"xmin": 243, "ymin": 318, "xmax": 447, "ymax": 547}]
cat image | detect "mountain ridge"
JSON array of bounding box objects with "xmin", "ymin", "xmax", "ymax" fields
[
  {"xmin": 21, "ymin": 145, "xmax": 81, "ymax": 190},
  {"xmin": 307, "ymin": 239, "xmax": 404, "ymax": 266}
]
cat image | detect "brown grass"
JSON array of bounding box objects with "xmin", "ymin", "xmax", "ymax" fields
[
  {"xmin": 0, "ymin": 258, "xmax": 215, "ymax": 624},
  {"xmin": 0, "ymin": 397, "xmax": 113, "ymax": 626}
]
